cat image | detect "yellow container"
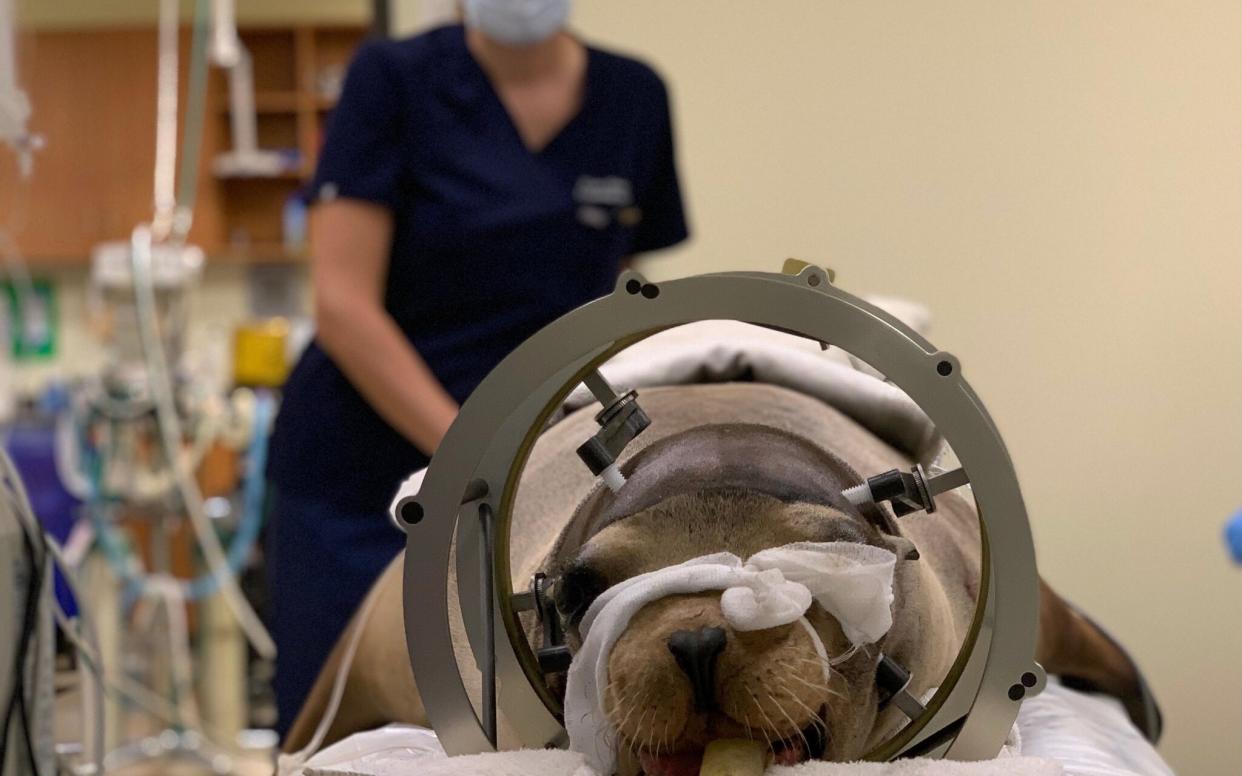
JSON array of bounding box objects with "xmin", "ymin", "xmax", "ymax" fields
[{"xmin": 232, "ymin": 319, "xmax": 290, "ymax": 388}]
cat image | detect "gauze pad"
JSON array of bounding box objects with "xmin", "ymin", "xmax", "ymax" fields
[{"xmin": 563, "ymin": 541, "xmax": 897, "ymax": 775}]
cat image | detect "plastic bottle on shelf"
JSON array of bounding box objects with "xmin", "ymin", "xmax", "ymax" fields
[{"xmin": 282, "ymin": 194, "xmax": 307, "ymax": 254}]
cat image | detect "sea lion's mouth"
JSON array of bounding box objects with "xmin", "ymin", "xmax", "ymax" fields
[{"xmin": 635, "ymin": 708, "xmax": 828, "ymax": 776}]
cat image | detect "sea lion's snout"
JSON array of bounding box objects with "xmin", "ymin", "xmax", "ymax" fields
[
  {"xmin": 603, "ymin": 592, "xmax": 837, "ymax": 774},
  {"xmin": 667, "ymin": 626, "xmax": 727, "ymax": 712},
  {"xmin": 557, "ymin": 489, "xmax": 900, "ymax": 770}
]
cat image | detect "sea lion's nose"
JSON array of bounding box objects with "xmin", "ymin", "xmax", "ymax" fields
[{"xmin": 667, "ymin": 626, "xmax": 728, "ymax": 712}]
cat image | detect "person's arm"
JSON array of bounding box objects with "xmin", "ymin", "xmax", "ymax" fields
[{"xmin": 311, "ymin": 199, "xmax": 458, "ymax": 456}]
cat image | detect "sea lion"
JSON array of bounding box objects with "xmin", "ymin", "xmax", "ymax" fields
[{"xmin": 283, "ymin": 384, "xmax": 1157, "ymax": 772}]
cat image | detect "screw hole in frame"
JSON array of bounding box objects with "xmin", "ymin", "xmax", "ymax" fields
[{"xmin": 401, "ymin": 501, "xmax": 425, "ymax": 525}]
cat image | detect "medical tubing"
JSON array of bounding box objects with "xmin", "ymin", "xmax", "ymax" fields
[
  {"xmin": 48, "ymin": 600, "xmax": 180, "ymax": 725},
  {"xmin": 75, "ymin": 401, "xmax": 270, "ymax": 606},
  {"xmin": 0, "ymin": 229, "xmax": 35, "ymax": 300},
  {"xmin": 47, "ymin": 577, "xmax": 229, "ymax": 744},
  {"xmin": 52, "ymin": 470, "xmax": 233, "ymax": 755},
  {"xmin": 210, "ymin": 0, "xmax": 241, "ymax": 66},
  {"xmin": 0, "ymin": 0, "xmax": 20, "ymax": 103},
  {"xmin": 172, "ymin": 0, "xmax": 211, "ymax": 239},
  {"xmin": 128, "ymin": 225, "xmax": 276, "ymax": 658},
  {"xmin": 40, "ymin": 535, "xmax": 105, "ymax": 776},
  {"xmin": 3, "ymin": 545, "xmax": 42, "ymax": 773},
  {"xmin": 80, "ymin": 426, "xmax": 147, "ymax": 601},
  {"xmin": 184, "ymin": 388, "xmax": 274, "ymax": 599},
  {"xmin": 144, "ymin": 576, "xmax": 202, "ymax": 728},
  {"xmin": 276, "ymin": 591, "xmax": 382, "ymax": 776},
  {"xmin": 44, "ymin": 541, "xmax": 227, "ymax": 744},
  {"xmin": 151, "ymin": 0, "xmax": 179, "ymax": 237},
  {"xmin": 0, "ymin": 230, "xmax": 39, "ymax": 346},
  {"xmin": 0, "ymin": 447, "xmax": 48, "ymax": 774},
  {"xmin": 77, "ymin": 420, "xmax": 162, "ymax": 599}
]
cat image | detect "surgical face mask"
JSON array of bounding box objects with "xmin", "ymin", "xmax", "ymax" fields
[{"xmin": 463, "ymin": 0, "xmax": 570, "ymax": 46}]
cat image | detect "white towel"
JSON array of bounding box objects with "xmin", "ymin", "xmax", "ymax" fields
[
  {"xmin": 304, "ymin": 739, "xmax": 1061, "ymax": 776},
  {"xmin": 303, "ymin": 670, "xmax": 1192, "ymax": 774},
  {"xmin": 772, "ymin": 761, "xmax": 1061, "ymax": 776},
  {"xmin": 557, "ymin": 320, "xmax": 942, "ymax": 465},
  {"xmin": 304, "ymin": 676, "xmax": 1193, "ymax": 776}
]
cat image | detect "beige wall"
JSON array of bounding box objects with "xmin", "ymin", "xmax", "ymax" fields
[
  {"xmin": 7, "ymin": 1, "xmax": 1241, "ymax": 772},
  {"xmin": 572, "ymin": 2, "xmax": 1242, "ymax": 773}
]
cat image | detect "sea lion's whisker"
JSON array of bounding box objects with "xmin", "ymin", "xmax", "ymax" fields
[
  {"xmin": 648, "ymin": 688, "xmax": 666, "ymax": 755},
  {"xmin": 606, "ymin": 685, "xmax": 635, "ymax": 715},
  {"xmin": 778, "ymin": 679, "xmax": 829, "ymax": 736},
  {"xmin": 751, "ymin": 693, "xmax": 781, "ymax": 749},
  {"xmin": 613, "ymin": 688, "xmax": 646, "ymax": 735},
  {"xmin": 770, "ymin": 688, "xmax": 812, "ymax": 758},
  {"xmin": 784, "ymin": 656, "xmax": 841, "ymax": 686},
  {"xmin": 650, "ymin": 719, "xmax": 659, "ymax": 760},
  {"xmin": 782, "ymin": 671, "xmax": 829, "ymax": 691},
  {"xmin": 630, "ymin": 706, "xmax": 653, "ymax": 756},
  {"xmin": 742, "ymin": 707, "xmax": 755, "ymax": 738},
  {"xmin": 615, "ymin": 691, "xmax": 650, "ymax": 755},
  {"xmin": 792, "ymin": 655, "xmax": 836, "ymax": 671},
  {"xmin": 746, "ymin": 695, "xmax": 775, "ymax": 749},
  {"xmin": 782, "ymin": 670, "xmax": 846, "ymax": 703},
  {"xmin": 789, "ymin": 656, "xmax": 852, "ymax": 698},
  {"xmin": 828, "ymin": 644, "xmax": 861, "ymax": 666}
]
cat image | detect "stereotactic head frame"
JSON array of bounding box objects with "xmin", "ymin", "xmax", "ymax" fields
[{"xmin": 398, "ymin": 264, "xmax": 1044, "ymax": 763}]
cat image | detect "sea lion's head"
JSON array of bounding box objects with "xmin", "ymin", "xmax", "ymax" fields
[{"xmin": 546, "ymin": 425, "xmax": 918, "ymax": 775}]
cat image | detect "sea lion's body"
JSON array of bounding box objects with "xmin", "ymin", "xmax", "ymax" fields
[{"xmin": 284, "ymin": 383, "xmax": 1149, "ymax": 761}]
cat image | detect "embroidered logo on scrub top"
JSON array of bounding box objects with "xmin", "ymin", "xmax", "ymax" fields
[{"xmin": 573, "ymin": 175, "xmax": 641, "ymax": 230}]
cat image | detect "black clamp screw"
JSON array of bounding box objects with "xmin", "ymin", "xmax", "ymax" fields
[
  {"xmin": 843, "ymin": 465, "xmax": 969, "ymax": 517},
  {"xmin": 529, "ymin": 573, "xmax": 573, "ymax": 673},
  {"xmin": 576, "ymin": 387, "xmax": 650, "ymax": 492},
  {"xmin": 876, "ymin": 653, "xmax": 927, "ymax": 720}
]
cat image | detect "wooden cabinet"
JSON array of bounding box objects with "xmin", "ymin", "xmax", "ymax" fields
[{"xmin": 0, "ymin": 23, "xmax": 367, "ymax": 264}]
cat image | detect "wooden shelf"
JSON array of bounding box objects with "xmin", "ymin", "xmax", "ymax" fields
[
  {"xmin": 211, "ymin": 242, "xmax": 309, "ymax": 264},
  {"xmin": 215, "ymin": 90, "xmax": 300, "ymax": 113},
  {"xmin": 213, "ymin": 92, "xmax": 339, "ymax": 114},
  {"xmin": 1, "ymin": 22, "xmax": 366, "ymax": 264},
  {"xmin": 215, "ymin": 167, "xmax": 308, "ymax": 181},
  {"xmin": 208, "ymin": 24, "xmax": 360, "ymax": 260}
]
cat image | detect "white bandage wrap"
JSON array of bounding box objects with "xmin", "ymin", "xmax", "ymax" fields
[{"xmin": 564, "ymin": 541, "xmax": 898, "ymax": 775}]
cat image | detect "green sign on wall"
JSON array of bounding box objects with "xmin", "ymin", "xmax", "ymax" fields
[{"xmin": 1, "ymin": 280, "xmax": 58, "ymax": 360}]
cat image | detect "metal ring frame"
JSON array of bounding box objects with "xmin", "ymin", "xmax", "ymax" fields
[{"xmin": 401, "ymin": 265, "xmax": 1044, "ymax": 763}]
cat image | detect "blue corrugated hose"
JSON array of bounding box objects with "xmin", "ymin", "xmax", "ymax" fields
[
  {"xmin": 1225, "ymin": 509, "xmax": 1242, "ymax": 564},
  {"xmin": 185, "ymin": 389, "xmax": 274, "ymax": 599},
  {"xmin": 83, "ymin": 389, "xmax": 275, "ymax": 603}
]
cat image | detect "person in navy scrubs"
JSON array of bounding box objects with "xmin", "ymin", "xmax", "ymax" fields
[{"xmin": 263, "ymin": 0, "xmax": 688, "ymax": 735}]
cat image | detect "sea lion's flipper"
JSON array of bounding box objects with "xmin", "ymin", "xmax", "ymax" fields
[{"xmin": 1036, "ymin": 579, "xmax": 1163, "ymax": 743}]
